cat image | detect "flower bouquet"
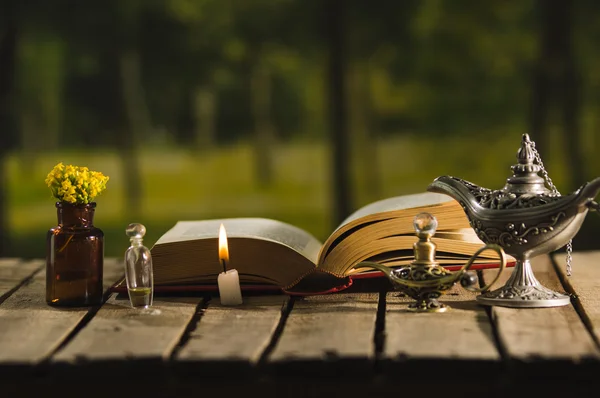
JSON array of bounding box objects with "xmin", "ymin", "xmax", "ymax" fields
[{"xmin": 45, "ymin": 162, "xmax": 109, "ymax": 204}]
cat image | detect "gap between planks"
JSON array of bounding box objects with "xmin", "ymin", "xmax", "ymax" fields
[
  {"xmin": 481, "ymin": 254, "xmax": 600, "ymax": 362},
  {"xmin": 0, "ymin": 258, "xmax": 44, "ymax": 305},
  {"xmin": 383, "ymin": 285, "xmax": 500, "ymax": 361},
  {"xmin": 0, "ymin": 258, "xmax": 124, "ymax": 364},
  {"xmin": 175, "ymin": 295, "xmax": 291, "ymax": 366},
  {"xmin": 53, "ymin": 293, "xmax": 206, "ymax": 363},
  {"xmin": 551, "ymin": 250, "xmax": 600, "ymax": 351},
  {"xmin": 174, "ymin": 292, "xmax": 382, "ymax": 377},
  {"xmin": 269, "ymin": 293, "xmax": 379, "ymax": 362}
]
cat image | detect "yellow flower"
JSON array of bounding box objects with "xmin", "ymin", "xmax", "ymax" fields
[{"xmin": 45, "ymin": 162, "xmax": 109, "ymax": 204}]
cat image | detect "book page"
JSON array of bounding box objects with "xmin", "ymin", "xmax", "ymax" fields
[
  {"xmin": 336, "ymin": 192, "xmax": 453, "ymax": 231},
  {"xmin": 154, "ymin": 218, "xmax": 323, "ymax": 264},
  {"xmin": 318, "ymin": 192, "xmax": 463, "ymax": 265},
  {"xmin": 325, "ymin": 234, "xmax": 499, "ymax": 276}
]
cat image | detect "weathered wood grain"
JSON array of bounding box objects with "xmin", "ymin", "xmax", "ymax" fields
[
  {"xmin": 269, "ymin": 293, "xmax": 378, "ymax": 362},
  {"xmin": 52, "ymin": 294, "xmax": 203, "ymax": 362},
  {"xmin": 552, "ymin": 250, "xmax": 600, "ymax": 348},
  {"xmin": 482, "ymin": 255, "xmax": 600, "ymax": 361},
  {"xmin": 0, "ymin": 258, "xmax": 43, "ymax": 302},
  {"xmin": 176, "ymin": 296, "xmax": 287, "ymax": 364},
  {"xmin": 384, "ymin": 285, "xmax": 500, "ymax": 360},
  {"xmin": 0, "ymin": 258, "xmax": 123, "ymax": 364}
]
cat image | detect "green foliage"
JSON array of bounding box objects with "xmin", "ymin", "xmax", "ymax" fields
[
  {"xmin": 7, "ymin": 134, "xmax": 573, "ymax": 259},
  {"xmin": 11, "ymin": 0, "xmax": 573, "ymax": 145},
  {"xmin": 5, "ymin": 0, "xmax": 600, "ymax": 257}
]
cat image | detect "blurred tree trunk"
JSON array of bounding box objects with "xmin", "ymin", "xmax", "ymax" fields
[
  {"xmin": 119, "ymin": 49, "xmax": 149, "ymax": 220},
  {"xmin": 19, "ymin": 28, "xmax": 63, "ymax": 175},
  {"xmin": 530, "ymin": 0, "xmax": 583, "ymax": 191},
  {"xmin": 193, "ymin": 86, "xmax": 217, "ymax": 151},
  {"xmin": 325, "ymin": 0, "xmax": 351, "ymax": 226},
  {"xmin": 117, "ymin": 1, "xmax": 150, "ymax": 220},
  {"xmin": 530, "ymin": 15, "xmax": 550, "ymax": 158},
  {"xmin": 349, "ymin": 61, "xmax": 379, "ymax": 203},
  {"xmin": 250, "ymin": 60, "xmax": 275, "ymax": 187},
  {"xmin": 559, "ymin": 3, "xmax": 584, "ymax": 189},
  {"xmin": 0, "ymin": 9, "xmax": 17, "ymax": 256}
]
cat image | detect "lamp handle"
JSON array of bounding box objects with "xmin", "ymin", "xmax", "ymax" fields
[{"xmin": 459, "ymin": 243, "xmax": 507, "ymax": 293}]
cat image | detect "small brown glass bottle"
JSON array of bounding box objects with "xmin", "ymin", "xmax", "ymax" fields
[{"xmin": 46, "ymin": 202, "xmax": 104, "ymax": 306}]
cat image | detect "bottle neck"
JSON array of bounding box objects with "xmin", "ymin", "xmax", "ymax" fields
[
  {"xmin": 56, "ymin": 202, "xmax": 96, "ymax": 228},
  {"xmin": 130, "ymin": 237, "xmax": 144, "ymax": 247}
]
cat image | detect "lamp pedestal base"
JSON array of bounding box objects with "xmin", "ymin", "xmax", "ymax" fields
[{"xmin": 476, "ymin": 259, "xmax": 571, "ymax": 308}]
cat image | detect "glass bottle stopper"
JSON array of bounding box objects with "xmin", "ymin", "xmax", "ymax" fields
[
  {"xmin": 124, "ymin": 223, "xmax": 154, "ymax": 309},
  {"xmin": 126, "ymin": 222, "xmax": 146, "ymax": 241}
]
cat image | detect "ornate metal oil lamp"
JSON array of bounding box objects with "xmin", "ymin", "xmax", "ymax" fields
[
  {"xmin": 428, "ymin": 134, "xmax": 600, "ymax": 308},
  {"xmin": 357, "ymin": 212, "xmax": 507, "ymax": 313}
]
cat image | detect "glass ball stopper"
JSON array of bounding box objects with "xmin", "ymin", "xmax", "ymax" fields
[
  {"xmin": 413, "ymin": 212, "xmax": 438, "ymax": 238},
  {"xmin": 126, "ymin": 223, "xmax": 146, "ymax": 240}
]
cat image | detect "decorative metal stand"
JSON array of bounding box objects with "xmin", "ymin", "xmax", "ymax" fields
[
  {"xmin": 428, "ymin": 134, "xmax": 600, "ymax": 308},
  {"xmin": 476, "ymin": 259, "xmax": 570, "ymax": 308}
]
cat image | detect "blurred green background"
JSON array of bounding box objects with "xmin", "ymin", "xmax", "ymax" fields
[{"xmin": 1, "ymin": 0, "xmax": 599, "ymax": 259}]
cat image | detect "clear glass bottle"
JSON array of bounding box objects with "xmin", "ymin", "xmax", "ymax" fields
[{"xmin": 124, "ymin": 223, "xmax": 153, "ymax": 308}]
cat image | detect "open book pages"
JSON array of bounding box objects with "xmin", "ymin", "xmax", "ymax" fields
[
  {"xmin": 317, "ymin": 192, "xmax": 500, "ymax": 275},
  {"xmin": 149, "ymin": 192, "xmax": 512, "ymax": 291},
  {"xmin": 336, "ymin": 192, "xmax": 455, "ymax": 228},
  {"xmin": 151, "ymin": 218, "xmax": 323, "ymax": 287}
]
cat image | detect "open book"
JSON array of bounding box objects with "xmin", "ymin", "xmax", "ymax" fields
[{"xmin": 134, "ymin": 192, "xmax": 512, "ymax": 295}]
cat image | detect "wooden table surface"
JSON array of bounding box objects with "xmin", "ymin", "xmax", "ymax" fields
[{"xmin": 1, "ymin": 251, "xmax": 600, "ymax": 397}]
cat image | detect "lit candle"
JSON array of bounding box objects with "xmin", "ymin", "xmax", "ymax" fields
[{"xmin": 217, "ymin": 223, "xmax": 243, "ymax": 306}]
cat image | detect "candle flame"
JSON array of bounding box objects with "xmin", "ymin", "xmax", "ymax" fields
[{"xmin": 218, "ymin": 223, "xmax": 229, "ymax": 263}]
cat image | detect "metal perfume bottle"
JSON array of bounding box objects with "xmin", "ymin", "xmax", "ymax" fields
[{"xmin": 428, "ymin": 134, "xmax": 600, "ymax": 308}]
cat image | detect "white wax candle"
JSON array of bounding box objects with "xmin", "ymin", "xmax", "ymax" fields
[{"xmin": 217, "ymin": 269, "xmax": 243, "ymax": 306}]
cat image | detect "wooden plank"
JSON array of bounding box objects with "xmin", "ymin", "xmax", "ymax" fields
[
  {"xmin": 269, "ymin": 293, "xmax": 378, "ymax": 362},
  {"xmin": 0, "ymin": 258, "xmax": 43, "ymax": 301},
  {"xmin": 552, "ymin": 250, "xmax": 600, "ymax": 348},
  {"xmin": 0, "ymin": 258, "xmax": 124, "ymax": 364},
  {"xmin": 176, "ymin": 295, "xmax": 287, "ymax": 364},
  {"xmin": 482, "ymin": 255, "xmax": 600, "ymax": 361},
  {"xmin": 384, "ymin": 285, "xmax": 500, "ymax": 360},
  {"xmin": 52, "ymin": 294, "xmax": 203, "ymax": 362}
]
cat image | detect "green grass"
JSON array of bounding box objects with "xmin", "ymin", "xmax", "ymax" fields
[{"xmin": 7, "ymin": 134, "xmax": 597, "ymax": 259}]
